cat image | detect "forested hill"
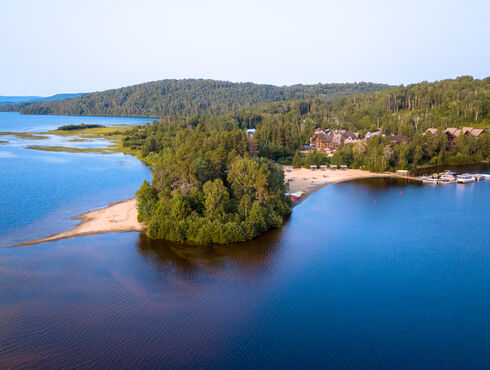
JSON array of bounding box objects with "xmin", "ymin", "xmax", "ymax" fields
[{"xmin": 0, "ymin": 79, "xmax": 389, "ymax": 117}]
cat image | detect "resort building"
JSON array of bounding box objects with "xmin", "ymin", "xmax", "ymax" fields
[
  {"xmin": 445, "ymin": 128, "xmax": 461, "ymax": 149},
  {"xmin": 425, "ymin": 127, "xmax": 486, "ymax": 149},
  {"xmin": 462, "ymin": 127, "xmax": 486, "ymax": 137},
  {"xmin": 424, "ymin": 128, "xmax": 438, "ymax": 135},
  {"xmin": 389, "ymin": 135, "xmax": 410, "ymax": 144},
  {"xmin": 309, "ymin": 129, "xmax": 360, "ymax": 152}
]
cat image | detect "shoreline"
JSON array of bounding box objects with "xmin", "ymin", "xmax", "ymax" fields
[
  {"xmin": 16, "ymin": 169, "xmax": 396, "ymax": 247},
  {"xmin": 285, "ymin": 168, "xmax": 393, "ymax": 206},
  {"xmin": 15, "ymin": 198, "xmax": 144, "ymax": 247}
]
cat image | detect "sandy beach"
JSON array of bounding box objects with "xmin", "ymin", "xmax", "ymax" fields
[
  {"xmin": 17, "ymin": 198, "xmax": 144, "ymax": 246},
  {"xmin": 18, "ymin": 168, "xmax": 389, "ymax": 246},
  {"xmin": 285, "ymin": 168, "xmax": 390, "ymax": 204}
]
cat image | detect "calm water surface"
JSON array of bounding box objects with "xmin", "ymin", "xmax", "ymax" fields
[
  {"xmin": 1, "ymin": 113, "xmax": 489, "ymax": 368},
  {"xmin": 0, "ymin": 112, "xmax": 152, "ymax": 246}
]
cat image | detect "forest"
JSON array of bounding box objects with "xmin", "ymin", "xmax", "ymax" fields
[
  {"xmin": 133, "ymin": 119, "xmax": 291, "ymax": 244},
  {"xmin": 0, "ymin": 79, "xmax": 389, "ymax": 116},
  {"xmin": 53, "ymin": 76, "xmax": 488, "ymax": 244}
]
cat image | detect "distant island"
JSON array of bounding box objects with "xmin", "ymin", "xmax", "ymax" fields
[{"xmin": 12, "ymin": 76, "xmax": 490, "ymax": 245}]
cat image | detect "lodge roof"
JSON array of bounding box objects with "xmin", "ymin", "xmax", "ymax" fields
[
  {"xmin": 389, "ymin": 135, "xmax": 410, "ymax": 144},
  {"xmin": 310, "ymin": 129, "xmax": 360, "ymax": 145},
  {"xmin": 424, "ymin": 128, "xmax": 438, "ymax": 135},
  {"xmin": 445, "ymin": 128, "xmax": 462, "ymax": 137},
  {"xmin": 462, "ymin": 127, "xmax": 485, "ymax": 136}
]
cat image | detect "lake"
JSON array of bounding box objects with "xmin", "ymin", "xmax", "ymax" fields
[
  {"xmin": 0, "ymin": 113, "xmax": 489, "ymax": 368},
  {"xmin": 0, "ymin": 112, "xmax": 152, "ymax": 246}
]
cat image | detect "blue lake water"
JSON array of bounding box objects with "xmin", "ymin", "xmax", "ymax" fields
[
  {"xmin": 0, "ymin": 113, "xmax": 489, "ymax": 368},
  {"xmin": 0, "ymin": 111, "xmax": 153, "ymax": 132},
  {"xmin": 0, "ymin": 112, "xmax": 152, "ymax": 246}
]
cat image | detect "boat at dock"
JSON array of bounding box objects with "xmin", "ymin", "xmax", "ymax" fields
[
  {"xmin": 422, "ymin": 176, "xmax": 438, "ymax": 184},
  {"xmin": 439, "ymin": 170, "xmax": 457, "ymax": 177},
  {"xmin": 438, "ymin": 177, "xmax": 455, "ymax": 184},
  {"xmin": 418, "ymin": 170, "xmax": 488, "ymax": 185},
  {"xmin": 456, "ymin": 174, "xmax": 476, "ymax": 184},
  {"xmin": 474, "ymin": 174, "xmax": 487, "ymax": 181}
]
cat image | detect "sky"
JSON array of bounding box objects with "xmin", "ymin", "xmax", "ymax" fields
[{"xmin": 1, "ymin": 0, "xmax": 489, "ymax": 96}]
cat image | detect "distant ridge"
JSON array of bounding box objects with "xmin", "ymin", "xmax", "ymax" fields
[
  {"xmin": 0, "ymin": 79, "xmax": 389, "ymax": 117},
  {"xmin": 0, "ymin": 93, "xmax": 85, "ymax": 107}
]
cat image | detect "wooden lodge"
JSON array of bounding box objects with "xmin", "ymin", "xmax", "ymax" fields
[
  {"xmin": 425, "ymin": 127, "xmax": 486, "ymax": 150},
  {"xmin": 309, "ymin": 129, "xmax": 360, "ymax": 153}
]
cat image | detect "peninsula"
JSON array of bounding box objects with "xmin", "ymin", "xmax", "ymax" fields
[{"xmin": 17, "ymin": 168, "xmax": 390, "ymax": 247}]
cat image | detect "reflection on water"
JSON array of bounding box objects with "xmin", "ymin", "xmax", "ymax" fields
[
  {"xmin": 136, "ymin": 227, "xmax": 285, "ymax": 281},
  {"xmin": 1, "ymin": 174, "xmax": 489, "ymax": 368},
  {"xmin": 414, "ymin": 162, "xmax": 490, "ymax": 176}
]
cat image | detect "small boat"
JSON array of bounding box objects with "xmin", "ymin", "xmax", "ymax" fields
[
  {"xmin": 422, "ymin": 177, "xmax": 438, "ymax": 184},
  {"xmin": 439, "ymin": 175, "xmax": 456, "ymax": 183},
  {"xmin": 441, "ymin": 170, "xmax": 456, "ymax": 176},
  {"xmin": 474, "ymin": 174, "xmax": 486, "ymax": 181},
  {"xmin": 456, "ymin": 174, "xmax": 475, "ymax": 184},
  {"xmin": 438, "ymin": 178, "xmax": 453, "ymax": 184}
]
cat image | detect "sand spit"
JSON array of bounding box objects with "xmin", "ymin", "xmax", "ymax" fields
[{"xmin": 16, "ymin": 198, "xmax": 144, "ymax": 247}]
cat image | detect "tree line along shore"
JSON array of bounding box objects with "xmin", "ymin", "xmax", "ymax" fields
[{"xmin": 12, "ymin": 76, "xmax": 490, "ymax": 246}]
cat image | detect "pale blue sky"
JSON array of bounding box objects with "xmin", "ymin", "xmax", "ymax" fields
[{"xmin": 1, "ymin": 0, "xmax": 489, "ymax": 95}]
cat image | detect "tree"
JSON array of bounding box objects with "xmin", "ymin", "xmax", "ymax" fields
[
  {"xmin": 203, "ymin": 178, "xmax": 229, "ymax": 219},
  {"xmin": 135, "ymin": 180, "xmax": 158, "ymax": 222},
  {"xmin": 292, "ymin": 152, "xmax": 303, "ymax": 168}
]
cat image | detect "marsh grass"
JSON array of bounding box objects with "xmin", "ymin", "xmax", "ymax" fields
[{"xmin": 0, "ymin": 132, "xmax": 49, "ymax": 140}]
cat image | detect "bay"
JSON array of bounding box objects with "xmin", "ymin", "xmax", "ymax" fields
[{"xmin": 0, "ymin": 113, "xmax": 488, "ymax": 368}]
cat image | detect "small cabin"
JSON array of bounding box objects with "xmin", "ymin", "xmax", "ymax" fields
[
  {"xmin": 320, "ymin": 165, "xmax": 327, "ymax": 171},
  {"xmin": 340, "ymin": 165, "xmax": 348, "ymax": 170},
  {"xmin": 330, "ymin": 164, "xmax": 337, "ymax": 170},
  {"xmin": 310, "ymin": 165, "xmax": 317, "ymax": 170},
  {"xmin": 285, "ymin": 165, "xmax": 293, "ymax": 172}
]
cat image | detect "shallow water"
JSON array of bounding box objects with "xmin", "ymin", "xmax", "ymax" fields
[{"xmin": 0, "ymin": 112, "xmax": 152, "ymax": 246}]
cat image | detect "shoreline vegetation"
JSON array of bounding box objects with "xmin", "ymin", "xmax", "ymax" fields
[
  {"xmin": 4, "ymin": 76, "xmax": 488, "ymax": 246},
  {"xmin": 16, "ymin": 169, "xmax": 390, "ymax": 247}
]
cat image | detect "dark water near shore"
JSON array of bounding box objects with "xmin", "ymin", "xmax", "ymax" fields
[
  {"xmin": 1, "ymin": 113, "xmax": 489, "ymax": 368},
  {"xmin": 1, "ymin": 177, "xmax": 489, "ymax": 367}
]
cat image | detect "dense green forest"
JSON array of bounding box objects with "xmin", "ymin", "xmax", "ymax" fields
[
  {"xmin": 228, "ymin": 76, "xmax": 489, "ymax": 162},
  {"xmin": 32, "ymin": 76, "xmax": 487, "ymax": 244},
  {"xmin": 0, "ymin": 79, "xmax": 389, "ymax": 116},
  {"xmin": 58, "ymin": 123, "xmax": 104, "ymax": 130},
  {"xmin": 119, "ymin": 77, "xmax": 487, "ymax": 244},
  {"xmin": 132, "ymin": 119, "xmax": 291, "ymax": 244}
]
